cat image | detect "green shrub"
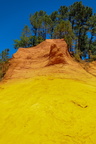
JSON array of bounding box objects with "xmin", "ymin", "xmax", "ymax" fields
[
  {"xmin": 0, "ymin": 61, "xmax": 9, "ymax": 81},
  {"xmin": 74, "ymin": 50, "xmax": 82, "ymax": 62},
  {"xmin": 89, "ymin": 55, "xmax": 96, "ymax": 62}
]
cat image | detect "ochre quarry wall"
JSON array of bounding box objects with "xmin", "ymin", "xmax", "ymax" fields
[
  {"xmin": 4, "ymin": 39, "xmax": 74, "ymax": 79},
  {"xmin": 0, "ymin": 39, "xmax": 96, "ymax": 144},
  {"xmin": 4, "ymin": 39, "xmax": 96, "ymax": 85},
  {"xmin": 82, "ymin": 61, "xmax": 96, "ymax": 76}
]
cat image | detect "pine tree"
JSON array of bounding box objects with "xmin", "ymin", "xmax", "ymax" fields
[
  {"xmin": 87, "ymin": 14, "xmax": 96, "ymax": 51},
  {"xmin": 53, "ymin": 20, "xmax": 75, "ymax": 48},
  {"xmin": 0, "ymin": 49, "xmax": 10, "ymax": 62},
  {"xmin": 58, "ymin": 6, "xmax": 68, "ymax": 20}
]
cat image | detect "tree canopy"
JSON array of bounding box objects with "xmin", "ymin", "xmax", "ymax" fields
[{"xmin": 13, "ymin": 1, "xmax": 96, "ymax": 59}]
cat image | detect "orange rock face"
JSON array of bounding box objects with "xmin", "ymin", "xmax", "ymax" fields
[
  {"xmin": 4, "ymin": 39, "xmax": 96, "ymax": 85},
  {"xmin": 4, "ymin": 39, "xmax": 73, "ymax": 79},
  {"xmin": 47, "ymin": 43, "xmax": 68, "ymax": 65}
]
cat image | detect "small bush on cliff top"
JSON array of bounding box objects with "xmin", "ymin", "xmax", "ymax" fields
[{"xmin": 0, "ymin": 49, "xmax": 10, "ymax": 80}]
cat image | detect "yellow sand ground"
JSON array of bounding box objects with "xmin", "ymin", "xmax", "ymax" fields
[{"xmin": 0, "ymin": 77, "xmax": 96, "ymax": 144}]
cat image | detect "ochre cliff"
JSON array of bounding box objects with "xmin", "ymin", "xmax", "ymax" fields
[
  {"xmin": 0, "ymin": 39, "xmax": 96, "ymax": 144},
  {"xmin": 4, "ymin": 39, "xmax": 96, "ymax": 85}
]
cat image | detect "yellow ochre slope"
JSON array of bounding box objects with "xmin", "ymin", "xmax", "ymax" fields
[{"xmin": 0, "ymin": 77, "xmax": 96, "ymax": 144}]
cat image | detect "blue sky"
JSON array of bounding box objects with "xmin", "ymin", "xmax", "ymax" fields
[{"xmin": 0, "ymin": 0, "xmax": 96, "ymax": 57}]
